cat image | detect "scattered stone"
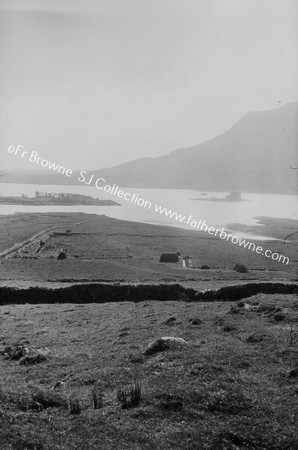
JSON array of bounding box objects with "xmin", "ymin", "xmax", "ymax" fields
[
  {"xmin": 2, "ymin": 344, "xmax": 29, "ymax": 360},
  {"xmin": 233, "ymin": 263, "xmax": 248, "ymax": 273},
  {"xmin": 228, "ymin": 305, "xmax": 242, "ymax": 315},
  {"xmin": 273, "ymin": 311, "xmax": 286, "ymax": 322},
  {"xmin": 289, "ymin": 368, "xmax": 298, "ymax": 378},
  {"xmin": 31, "ymin": 401, "xmax": 44, "ymax": 412},
  {"xmin": 243, "ymin": 303, "xmax": 259, "ymax": 311},
  {"xmin": 188, "ymin": 318, "xmax": 202, "ymax": 325},
  {"xmin": 164, "ymin": 316, "xmax": 177, "ymax": 326},
  {"xmin": 288, "ymin": 363, "xmax": 298, "ymax": 378},
  {"xmin": 246, "ymin": 332, "xmax": 267, "ymax": 343},
  {"xmin": 20, "ymin": 352, "xmax": 47, "ymax": 365},
  {"xmin": 1, "ymin": 343, "xmax": 49, "ymax": 365},
  {"xmin": 223, "ymin": 324, "xmax": 237, "ymax": 332},
  {"xmin": 54, "ymin": 381, "xmax": 66, "ymax": 390},
  {"xmin": 57, "ymin": 251, "xmax": 67, "ymax": 260},
  {"xmin": 143, "ymin": 336, "xmax": 187, "ymax": 356}
]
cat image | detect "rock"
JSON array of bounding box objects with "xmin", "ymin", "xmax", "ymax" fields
[
  {"xmin": 57, "ymin": 251, "xmax": 67, "ymax": 260},
  {"xmin": 200, "ymin": 265, "xmax": 210, "ymax": 270},
  {"xmin": 54, "ymin": 381, "xmax": 66, "ymax": 390},
  {"xmin": 4, "ymin": 344, "xmax": 29, "ymax": 360},
  {"xmin": 273, "ymin": 311, "xmax": 285, "ymax": 322},
  {"xmin": 188, "ymin": 318, "xmax": 202, "ymax": 325},
  {"xmin": 228, "ymin": 305, "xmax": 242, "ymax": 314},
  {"xmin": 246, "ymin": 332, "xmax": 267, "ymax": 343},
  {"xmin": 243, "ymin": 303, "xmax": 259, "ymax": 311},
  {"xmin": 164, "ymin": 316, "xmax": 177, "ymax": 326},
  {"xmin": 143, "ymin": 336, "xmax": 188, "ymax": 356},
  {"xmin": 1, "ymin": 343, "xmax": 49, "ymax": 365},
  {"xmin": 19, "ymin": 352, "xmax": 47, "ymax": 365},
  {"xmin": 289, "ymin": 368, "xmax": 298, "ymax": 378},
  {"xmin": 233, "ymin": 263, "xmax": 248, "ymax": 273},
  {"xmin": 223, "ymin": 324, "xmax": 237, "ymax": 332}
]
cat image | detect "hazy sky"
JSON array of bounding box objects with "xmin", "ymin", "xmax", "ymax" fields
[{"xmin": 1, "ymin": 0, "xmax": 297, "ymax": 171}]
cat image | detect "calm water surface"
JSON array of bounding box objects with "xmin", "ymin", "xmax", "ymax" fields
[{"xmin": 0, "ymin": 183, "xmax": 297, "ymax": 240}]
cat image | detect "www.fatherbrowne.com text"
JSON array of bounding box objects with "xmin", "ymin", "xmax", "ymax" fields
[{"xmin": 7, "ymin": 145, "xmax": 290, "ymax": 265}]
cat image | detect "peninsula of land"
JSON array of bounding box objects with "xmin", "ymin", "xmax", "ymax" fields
[{"xmin": 0, "ymin": 192, "xmax": 120, "ymax": 206}]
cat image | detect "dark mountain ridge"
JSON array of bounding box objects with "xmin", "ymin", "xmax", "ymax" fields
[{"xmin": 2, "ymin": 102, "xmax": 297, "ymax": 194}]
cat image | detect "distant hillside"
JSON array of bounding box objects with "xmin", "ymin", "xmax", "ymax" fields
[{"xmin": 2, "ymin": 102, "xmax": 297, "ymax": 194}]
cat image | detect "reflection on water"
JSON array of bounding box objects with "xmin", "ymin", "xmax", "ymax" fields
[{"xmin": 0, "ymin": 183, "xmax": 297, "ymax": 240}]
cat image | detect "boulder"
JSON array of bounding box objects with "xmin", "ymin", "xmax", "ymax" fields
[
  {"xmin": 143, "ymin": 336, "xmax": 188, "ymax": 356},
  {"xmin": 57, "ymin": 251, "xmax": 67, "ymax": 260}
]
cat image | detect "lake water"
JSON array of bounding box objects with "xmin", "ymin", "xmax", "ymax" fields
[{"xmin": 0, "ymin": 183, "xmax": 297, "ymax": 240}]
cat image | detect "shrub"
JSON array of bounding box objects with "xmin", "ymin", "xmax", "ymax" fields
[{"xmin": 233, "ymin": 263, "xmax": 248, "ymax": 273}]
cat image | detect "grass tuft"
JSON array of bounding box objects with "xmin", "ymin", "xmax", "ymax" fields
[
  {"xmin": 91, "ymin": 385, "xmax": 103, "ymax": 409},
  {"xmin": 117, "ymin": 377, "xmax": 142, "ymax": 409},
  {"xmin": 69, "ymin": 396, "xmax": 82, "ymax": 415}
]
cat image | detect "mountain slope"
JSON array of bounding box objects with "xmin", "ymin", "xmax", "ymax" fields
[
  {"xmin": 2, "ymin": 102, "xmax": 298, "ymax": 193},
  {"xmin": 91, "ymin": 102, "xmax": 297, "ymax": 193}
]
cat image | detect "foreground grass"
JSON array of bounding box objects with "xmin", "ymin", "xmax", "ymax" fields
[{"xmin": 1, "ymin": 294, "xmax": 298, "ymax": 449}]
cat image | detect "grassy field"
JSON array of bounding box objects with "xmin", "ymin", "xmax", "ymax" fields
[
  {"xmin": 1, "ymin": 294, "xmax": 298, "ymax": 449},
  {"xmin": 0, "ymin": 213, "xmax": 297, "ymax": 288},
  {"xmin": 1, "ymin": 212, "xmax": 298, "ymax": 449}
]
